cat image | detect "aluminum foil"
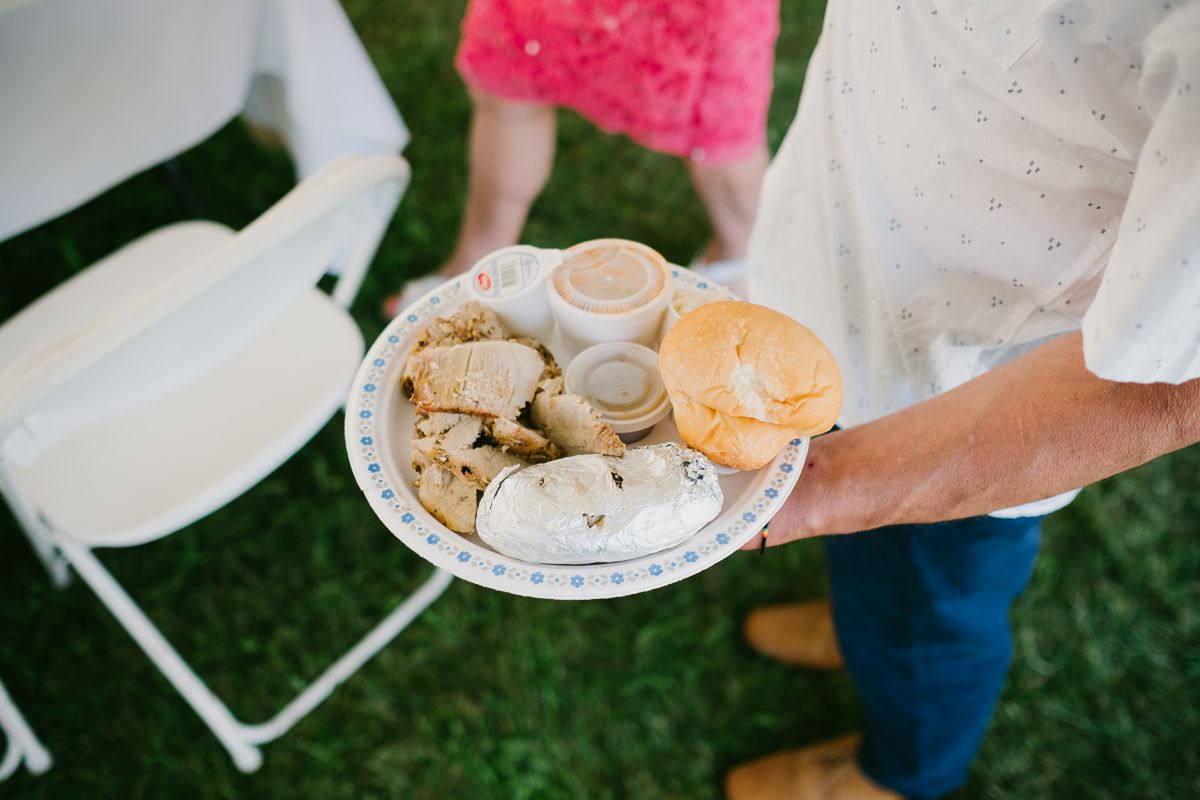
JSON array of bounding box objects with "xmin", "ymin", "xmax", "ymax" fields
[{"xmin": 476, "ymin": 443, "xmax": 723, "ymax": 565}]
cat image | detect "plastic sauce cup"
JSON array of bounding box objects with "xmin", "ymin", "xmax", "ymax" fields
[
  {"xmin": 546, "ymin": 239, "xmax": 671, "ymax": 357},
  {"xmin": 465, "ymin": 245, "xmax": 562, "ymax": 340},
  {"xmin": 564, "ymin": 342, "xmax": 672, "ymax": 444}
]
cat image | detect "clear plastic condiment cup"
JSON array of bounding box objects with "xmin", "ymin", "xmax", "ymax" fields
[
  {"xmin": 546, "ymin": 239, "xmax": 672, "ymax": 357},
  {"xmin": 564, "ymin": 342, "xmax": 673, "ymax": 444}
]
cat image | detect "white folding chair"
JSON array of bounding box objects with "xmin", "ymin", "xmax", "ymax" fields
[
  {"xmin": 0, "ymin": 153, "xmax": 453, "ymax": 772},
  {"xmin": 0, "ymin": 677, "xmax": 52, "ymax": 781}
]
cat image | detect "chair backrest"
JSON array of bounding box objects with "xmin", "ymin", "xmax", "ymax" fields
[{"xmin": 0, "ymin": 153, "xmax": 408, "ymax": 465}]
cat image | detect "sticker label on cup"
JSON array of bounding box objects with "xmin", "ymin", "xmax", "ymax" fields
[{"xmin": 473, "ymin": 251, "xmax": 541, "ymax": 298}]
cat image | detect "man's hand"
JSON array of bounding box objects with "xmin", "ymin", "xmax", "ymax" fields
[{"xmin": 743, "ymin": 332, "xmax": 1200, "ymax": 550}]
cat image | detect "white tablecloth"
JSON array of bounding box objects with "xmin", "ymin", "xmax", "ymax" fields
[{"xmin": 0, "ymin": 0, "xmax": 409, "ymax": 243}]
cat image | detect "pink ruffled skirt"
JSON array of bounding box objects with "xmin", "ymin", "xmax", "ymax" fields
[{"xmin": 456, "ymin": 0, "xmax": 779, "ymax": 166}]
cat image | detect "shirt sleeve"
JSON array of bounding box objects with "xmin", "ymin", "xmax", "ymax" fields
[{"xmin": 1082, "ymin": 3, "xmax": 1200, "ymax": 385}]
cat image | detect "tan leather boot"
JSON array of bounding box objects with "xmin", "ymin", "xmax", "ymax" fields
[
  {"xmin": 743, "ymin": 600, "xmax": 844, "ymax": 669},
  {"xmin": 724, "ymin": 734, "xmax": 903, "ymax": 800}
]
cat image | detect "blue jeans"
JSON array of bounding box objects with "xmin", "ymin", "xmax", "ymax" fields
[{"xmin": 823, "ymin": 515, "xmax": 1042, "ymax": 799}]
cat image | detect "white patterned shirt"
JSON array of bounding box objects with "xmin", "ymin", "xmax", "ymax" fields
[{"xmin": 746, "ymin": 0, "xmax": 1200, "ymax": 517}]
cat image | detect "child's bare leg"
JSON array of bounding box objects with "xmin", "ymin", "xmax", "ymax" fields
[
  {"xmin": 686, "ymin": 145, "xmax": 770, "ymax": 263},
  {"xmin": 441, "ymin": 88, "xmax": 557, "ymax": 276}
]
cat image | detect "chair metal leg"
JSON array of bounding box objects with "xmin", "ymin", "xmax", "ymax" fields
[
  {"xmin": 0, "ymin": 473, "xmax": 70, "ymax": 589},
  {"xmin": 20, "ymin": 520, "xmax": 69, "ymax": 590},
  {"xmin": 56, "ymin": 536, "xmax": 264, "ymax": 772},
  {"xmin": 239, "ymin": 566, "xmax": 454, "ymax": 745},
  {"xmin": 0, "ymin": 678, "xmax": 53, "ymax": 781},
  {"xmin": 54, "ymin": 535, "xmax": 452, "ymax": 772},
  {"xmin": 0, "ymin": 739, "xmax": 17, "ymax": 782}
]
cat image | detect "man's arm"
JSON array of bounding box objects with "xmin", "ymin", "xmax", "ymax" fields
[{"xmin": 751, "ymin": 332, "xmax": 1200, "ymax": 548}]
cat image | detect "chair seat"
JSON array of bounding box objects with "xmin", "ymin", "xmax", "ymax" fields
[{"xmin": 8, "ymin": 289, "xmax": 363, "ymax": 547}]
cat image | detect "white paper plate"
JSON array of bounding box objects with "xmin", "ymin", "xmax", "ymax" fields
[{"xmin": 345, "ymin": 267, "xmax": 808, "ymax": 600}]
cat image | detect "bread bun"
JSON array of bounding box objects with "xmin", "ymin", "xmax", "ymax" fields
[
  {"xmin": 670, "ymin": 395, "xmax": 800, "ymax": 471},
  {"xmin": 658, "ymin": 301, "xmax": 842, "ymax": 469}
]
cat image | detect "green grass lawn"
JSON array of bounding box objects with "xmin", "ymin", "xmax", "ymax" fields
[{"xmin": 1, "ymin": 1, "xmax": 1198, "ymax": 797}]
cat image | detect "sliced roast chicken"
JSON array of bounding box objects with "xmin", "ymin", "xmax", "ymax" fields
[
  {"xmin": 408, "ymin": 340, "xmax": 545, "ymax": 419},
  {"xmin": 402, "ymin": 302, "xmax": 625, "ymax": 533},
  {"xmin": 412, "ymin": 451, "xmax": 477, "ymax": 533},
  {"xmin": 530, "ymin": 378, "xmax": 625, "ymax": 456}
]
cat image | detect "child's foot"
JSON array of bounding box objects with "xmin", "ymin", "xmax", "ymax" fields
[
  {"xmin": 690, "ymin": 241, "xmax": 747, "ymax": 296},
  {"xmin": 381, "ymin": 274, "xmax": 448, "ymax": 319}
]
